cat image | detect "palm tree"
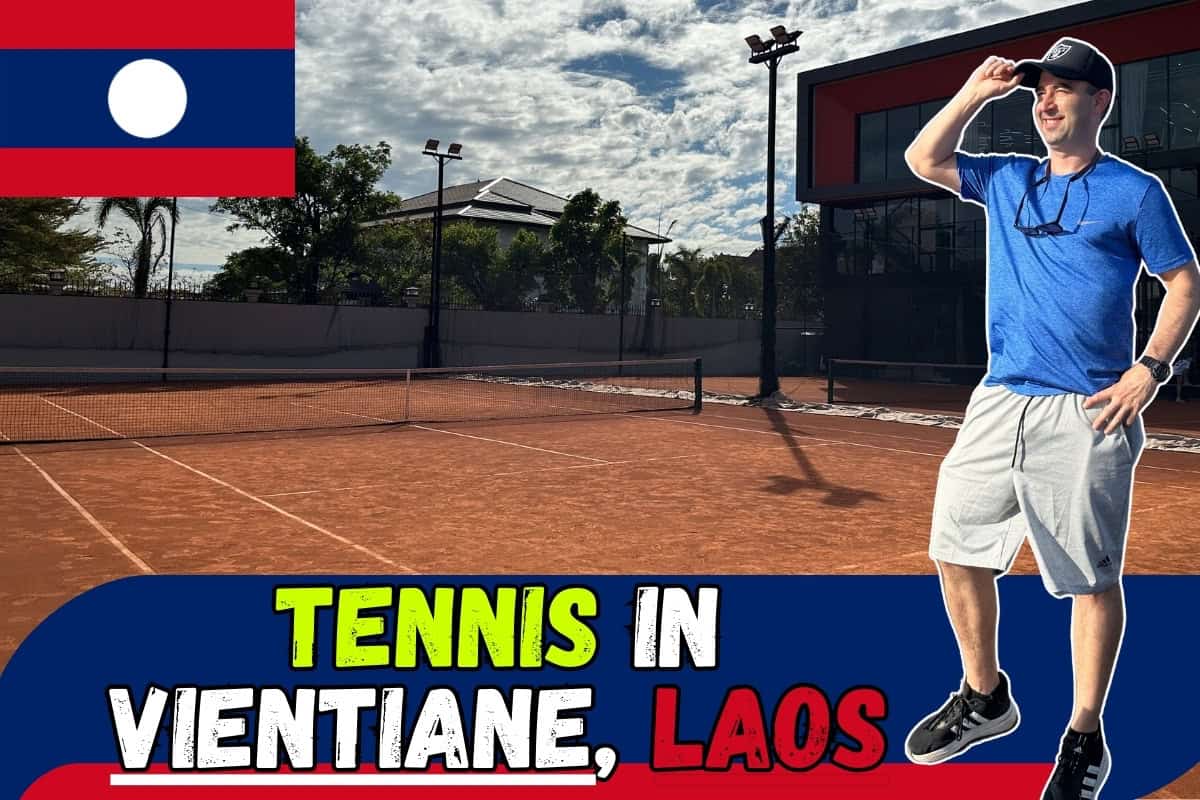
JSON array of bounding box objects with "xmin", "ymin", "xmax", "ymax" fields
[
  {"xmin": 665, "ymin": 246, "xmax": 705, "ymax": 317},
  {"xmin": 95, "ymin": 197, "xmax": 179, "ymax": 298}
]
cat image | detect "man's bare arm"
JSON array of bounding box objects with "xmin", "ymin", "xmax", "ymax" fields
[
  {"xmin": 905, "ymin": 56, "xmax": 1023, "ymax": 194},
  {"xmin": 1085, "ymin": 261, "xmax": 1200, "ymax": 432}
]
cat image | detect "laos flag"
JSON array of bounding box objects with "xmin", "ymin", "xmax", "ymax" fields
[{"xmin": 0, "ymin": 0, "xmax": 295, "ymax": 196}]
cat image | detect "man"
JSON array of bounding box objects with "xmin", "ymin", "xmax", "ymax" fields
[{"xmin": 901, "ymin": 37, "xmax": 1200, "ymax": 799}]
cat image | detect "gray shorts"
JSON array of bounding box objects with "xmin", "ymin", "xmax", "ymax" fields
[{"xmin": 930, "ymin": 382, "xmax": 1144, "ymax": 597}]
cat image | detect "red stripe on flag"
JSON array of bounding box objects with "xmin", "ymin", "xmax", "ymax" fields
[
  {"xmin": 0, "ymin": 149, "xmax": 295, "ymax": 197},
  {"xmin": 0, "ymin": 1, "xmax": 294, "ymax": 49},
  {"xmin": 22, "ymin": 763, "xmax": 1060, "ymax": 799}
]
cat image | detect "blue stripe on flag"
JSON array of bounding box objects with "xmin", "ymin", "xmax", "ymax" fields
[{"xmin": 0, "ymin": 50, "xmax": 294, "ymax": 147}]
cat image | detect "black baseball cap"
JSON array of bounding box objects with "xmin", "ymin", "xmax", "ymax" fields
[{"xmin": 1014, "ymin": 37, "xmax": 1114, "ymax": 93}]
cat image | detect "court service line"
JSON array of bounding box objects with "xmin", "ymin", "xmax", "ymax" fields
[
  {"xmin": 287, "ymin": 401, "xmax": 396, "ymax": 425},
  {"xmin": 10, "ymin": 446, "xmax": 153, "ymax": 574},
  {"xmin": 37, "ymin": 398, "xmax": 411, "ymax": 573},
  {"xmin": 259, "ymin": 454, "xmax": 701, "ymax": 498},
  {"xmin": 838, "ymin": 549, "xmax": 930, "ymax": 572},
  {"xmin": 290, "ymin": 399, "xmax": 608, "ymax": 463},
  {"xmin": 1133, "ymin": 479, "xmax": 1200, "ymax": 492},
  {"xmin": 131, "ymin": 443, "xmax": 413, "ymax": 573},
  {"xmin": 40, "ymin": 397, "xmax": 126, "ymax": 437},
  {"xmin": 1138, "ymin": 462, "xmax": 1200, "ymax": 476},
  {"xmin": 410, "ymin": 424, "xmax": 608, "ymax": 463},
  {"xmin": 704, "ymin": 410, "xmax": 958, "ymax": 444},
  {"xmin": 641, "ymin": 415, "xmax": 949, "ymax": 458},
  {"xmin": 1132, "ymin": 495, "xmax": 1198, "ymax": 515}
]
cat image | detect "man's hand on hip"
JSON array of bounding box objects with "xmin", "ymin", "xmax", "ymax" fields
[{"xmin": 1083, "ymin": 366, "xmax": 1159, "ymax": 432}]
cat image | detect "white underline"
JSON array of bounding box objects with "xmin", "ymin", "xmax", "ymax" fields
[{"xmin": 110, "ymin": 772, "xmax": 597, "ymax": 787}]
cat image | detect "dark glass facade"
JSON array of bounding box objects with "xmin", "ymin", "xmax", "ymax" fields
[{"xmin": 829, "ymin": 48, "xmax": 1200, "ymax": 367}]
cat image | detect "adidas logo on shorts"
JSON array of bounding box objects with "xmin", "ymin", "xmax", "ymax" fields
[{"xmin": 1096, "ymin": 555, "xmax": 1112, "ymax": 569}]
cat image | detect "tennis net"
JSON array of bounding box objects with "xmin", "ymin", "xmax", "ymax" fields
[
  {"xmin": 826, "ymin": 359, "xmax": 985, "ymax": 409},
  {"xmin": 0, "ymin": 358, "xmax": 702, "ymax": 444}
]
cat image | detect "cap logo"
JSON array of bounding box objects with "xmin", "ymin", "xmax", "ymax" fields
[{"xmin": 1046, "ymin": 42, "xmax": 1072, "ymax": 61}]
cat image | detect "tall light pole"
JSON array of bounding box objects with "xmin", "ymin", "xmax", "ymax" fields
[
  {"xmin": 421, "ymin": 139, "xmax": 462, "ymax": 368},
  {"xmin": 161, "ymin": 196, "xmax": 179, "ymax": 374},
  {"xmin": 746, "ymin": 25, "xmax": 801, "ymax": 399},
  {"xmin": 618, "ymin": 233, "xmax": 629, "ymax": 366}
]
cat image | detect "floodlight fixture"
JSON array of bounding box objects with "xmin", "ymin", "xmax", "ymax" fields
[
  {"xmin": 770, "ymin": 25, "xmax": 800, "ymax": 44},
  {"xmin": 745, "ymin": 23, "xmax": 803, "ymax": 397}
]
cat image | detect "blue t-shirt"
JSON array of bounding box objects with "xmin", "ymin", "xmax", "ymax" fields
[{"xmin": 957, "ymin": 151, "xmax": 1195, "ymax": 396}]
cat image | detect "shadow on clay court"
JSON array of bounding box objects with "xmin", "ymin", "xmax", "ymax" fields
[{"xmin": 762, "ymin": 407, "xmax": 883, "ymax": 508}]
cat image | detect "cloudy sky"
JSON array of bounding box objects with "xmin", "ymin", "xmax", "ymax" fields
[{"xmin": 102, "ymin": 0, "xmax": 1073, "ymax": 276}]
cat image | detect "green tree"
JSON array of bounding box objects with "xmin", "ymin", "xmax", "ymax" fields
[
  {"xmin": 498, "ymin": 229, "xmax": 546, "ymax": 309},
  {"xmin": 663, "ymin": 246, "xmax": 706, "ymax": 317},
  {"xmin": 204, "ymin": 247, "xmax": 293, "ymax": 300},
  {"xmin": 721, "ymin": 253, "xmax": 762, "ymax": 317},
  {"xmin": 95, "ymin": 197, "xmax": 179, "ymax": 298},
  {"xmin": 211, "ymin": 137, "xmax": 400, "ymax": 302},
  {"xmin": 441, "ymin": 222, "xmax": 501, "ymax": 307},
  {"xmin": 355, "ymin": 220, "xmax": 432, "ymax": 303},
  {"xmin": 778, "ymin": 207, "xmax": 824, "ymax": 323},
  {"xmin": 547, "ymin": 189, "xmax": 626, "ymax": 313},
  {"xmin": 0, "ymin": 198, "xmax": 106, "ymax": 286}
]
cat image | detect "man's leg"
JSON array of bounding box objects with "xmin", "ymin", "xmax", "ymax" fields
[
  {"xmin": 939, "ymin": 561, "xmax": 1000, "ymax": 695},
  {"xmin": 1069, "ymin": 583, "xmax": 1125, "ymax": 732},
  {"xmin": 906, "ymin": 558, "xmax": 1019, "ymax": 765}
]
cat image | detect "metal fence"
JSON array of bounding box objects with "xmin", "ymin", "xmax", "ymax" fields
[{"xmin": 0, "ymin": 272, "xmax": 824, "ymax": 322}]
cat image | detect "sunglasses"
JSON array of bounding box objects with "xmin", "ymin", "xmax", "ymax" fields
[{"xmin": 1013, "ymin": 150, "xmax": 1102, "ymax": 237}]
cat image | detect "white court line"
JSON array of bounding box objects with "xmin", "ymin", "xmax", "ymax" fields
[
  {"xmin": 10, "ymin": 446, "xmax": 153, "ymax": 574},
  {"xmin": 1133, "ymin": 480, "xmax": 1200, "ymax": 492},
  {"xmin": 287, "ymin": 400, "xmax": 397, "ymax": 425},
  {"xmin": 642, "ymin": 415, "xmax": 948, "ymax": 458},
  {"xmin": 410, "ymin": 424, "xmax": 608, "ymax": 463},
  {"xmin": 35, "ymin": 398, "xmax": 410, "ymax": 573},
  {"xmin": 1131, "ymin": 495, "xmax": 1200, "ymax": 515},
  {"xmin": 111, "ymin": 773, "xmax": 596, "ymax": 788},
  {"xmin": 704, "ymin": 409, "xmax": 957, "ymax": 444},
  {"xmin": 1138, "ymin": 463, "xmax": 1200, "ymax": 476},
  {"xmin": 132, "ymin": 443, "xmax": 412, "ymax": 573},
  {"xmin": 839, "ymin": 549, "xmax": 930, "ymax": 572},
  {"xmin": 259, "ymin": 454, "xmax": 700, "ymax": 498},
  {"xmin": 40, "ymin": 396, "xmax": 126, "ymax": 437}
]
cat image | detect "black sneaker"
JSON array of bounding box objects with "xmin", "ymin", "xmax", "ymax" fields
[
  {"xmin": 905, "ymin": 672, "xmax": 1020, "ymax": 764},
  {"xmin": 1042, "ymin": 726, "xmax": 1110, "ymax": 800}
]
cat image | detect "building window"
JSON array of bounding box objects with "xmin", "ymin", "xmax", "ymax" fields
[
  {"xmin": 920, "ymin": 99, "xmax": 948, "ymax": 126},
  {"xmin": 991, "ymin": 92, "xmax": 1033, "ymax": 153},
  {"xmin": 1121, "ymin": 58, "xmax": 1169, "ymax": 154},
  {"xmin": 919, "ymin": 197, "xmax": 956, "ymax": 272},
  {"xmin": 859, "ymin": 112, "xmax": 886, "ymax": 183},
  {"xmin": 887, "ymin": 105, "xmax": 920, "ymax": 181},
  {"xmin": 962, "ymin": 104, "xmax": 993, "ymax": 154},
  {"xmin": 1169, "ymin": 51, "xmax": 1200, "ymax": 150},
  {"xmin": 885, "ymin": 198, "xmax": 918, "ymax": 272}
]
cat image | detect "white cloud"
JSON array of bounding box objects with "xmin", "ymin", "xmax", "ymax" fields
[{"xmin": 93, "ymin": 0, "xmax": 1062, "ymax": 268}]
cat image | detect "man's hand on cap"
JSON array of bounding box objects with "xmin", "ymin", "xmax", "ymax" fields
[{"xmin": 968, "ymin": 56, "xmax": 1023, "ymax": 104}]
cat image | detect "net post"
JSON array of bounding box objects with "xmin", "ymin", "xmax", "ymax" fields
[
  {"xmin": 404, "ymin": 369, "xmax": 411, "ymax": 422},
  {"xmin": 693, "ymin": 358, "xmax": 703, "ymax": 413},
  {"xmin": 826, "ymin": 358, "xmax": 835, "ymax": 404}
]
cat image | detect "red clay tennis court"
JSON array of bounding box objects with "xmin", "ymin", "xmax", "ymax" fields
[{"xmin": 3, "ymin": 363, "xmax": 1199, "ymax": 796}]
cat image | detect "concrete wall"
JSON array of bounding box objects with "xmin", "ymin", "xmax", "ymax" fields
[{"xmin": 0, "ymin": 294, "xmax": 821, "ymax": 375}]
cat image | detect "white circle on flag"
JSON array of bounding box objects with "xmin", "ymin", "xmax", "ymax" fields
[{"xmin": 107, "ymin": 59, "xmax": 188, "ymax": 139}]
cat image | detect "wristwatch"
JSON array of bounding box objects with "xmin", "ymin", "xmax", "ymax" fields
[{"xmin": 1138, "ymin": 355, "xmax": 1172, "ymax": 383}]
